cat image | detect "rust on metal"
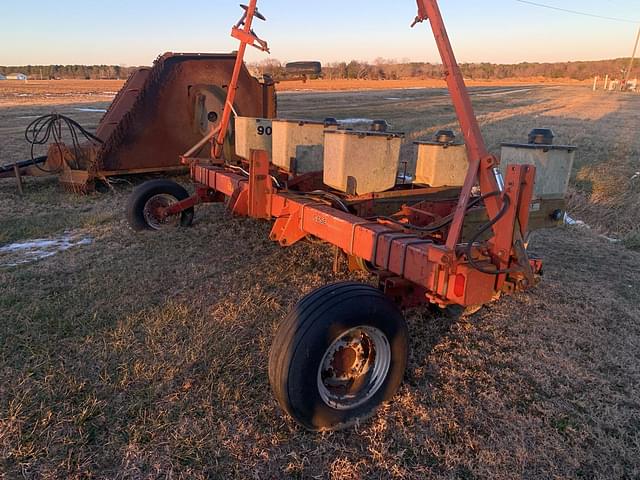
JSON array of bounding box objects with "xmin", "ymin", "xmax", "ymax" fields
[
  {"xmin": 14, "ymin": 50, "xmax": 276, "ymax": 192},
  {"xmin": 96, "ymin": 52, "xmax": 275, "ymax": 174}
]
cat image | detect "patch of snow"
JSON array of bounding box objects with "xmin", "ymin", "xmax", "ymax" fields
[
  {"xmin": 601, "ymin": 235, "xmax": 621, "ymax": 243},
  {"xmin": 563, "ymin": 213, "xmax": 585, "ymax": 226},
  {"xmin": 473, "ymin": 88, "xmax": 532, "ymax": 98},
  {"xmin": 385, "ymin": 97, "xmax": 402, "ymax": 101},
  {"xmin": 563, "ymin": 213, "xmax": 620, "ymax": 243},
  {"xmin": 340, "ymin": 118, "xmax": 373, "ymax": 124},
  {"xmin": 74, "ymin": 107, "xmax": 107, "ymax": 113},
  {"xmin": 0, "ymin": 233, "xmax": 93, "ymax": 267}
]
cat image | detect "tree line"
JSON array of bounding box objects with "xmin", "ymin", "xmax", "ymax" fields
[
  {"xmin": 0, "ymin": 65, "xmax": 137, "ymax": 80},
  {"xmin": 250, "ymin": 57, "xmax": 634, "ymax": 81},
  {"xmin": 1, "ymin": 58, "xmax": 634, "ymax": 81}
]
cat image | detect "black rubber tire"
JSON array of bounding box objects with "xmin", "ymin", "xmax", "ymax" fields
[
  {"xmin": 126, "ymin": 179, "xmax": 194, "ymax": 231},
  {"xmin": 268, "ymin": 282, "xmax": 409, "ymax": 431}
]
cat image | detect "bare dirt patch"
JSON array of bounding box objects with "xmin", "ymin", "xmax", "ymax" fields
[{"xmin": 0, "ymin": 84, "xmax": 638, "ymax": 479}]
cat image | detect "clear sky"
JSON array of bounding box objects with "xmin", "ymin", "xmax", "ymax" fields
[{"xmin": 1, "ymin": 1, "xmax": 638, "ymax": 66}]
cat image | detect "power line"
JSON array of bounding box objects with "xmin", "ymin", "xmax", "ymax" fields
[{"xmin": 514, "ymin": 0, "xmax": 640, "ymax": 24}]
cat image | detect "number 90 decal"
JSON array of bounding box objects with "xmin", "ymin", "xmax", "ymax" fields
[{"xmin": 257, "ymin": 126, "xmax": 272, "ymax": 136}]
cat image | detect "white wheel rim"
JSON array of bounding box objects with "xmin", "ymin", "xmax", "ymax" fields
[
  {"xmin": 317, "ymin": 326, "xmax": 391, "ymax": 410},
  {"xmin": 143, "ymin": 194, "xmax": 180, "ymax": 230}
]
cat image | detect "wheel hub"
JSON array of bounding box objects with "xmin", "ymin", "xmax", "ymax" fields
[
  {"xmin": 330, "ymin": 345, "xmax": 360, "ymax": 377},
  {"xmin": 143, "ymin": 194, "xmax": 180, "ymax": 230},
  {"xmin": 318, "ymin": 326, "xmax": 391, "ymax": 410}
]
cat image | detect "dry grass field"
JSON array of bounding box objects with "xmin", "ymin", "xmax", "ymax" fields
[
  {"xmin": 1, "ymin": 82, "xmax": 639, "ymax": 479},
  {"xmin": 277, "ymin": 77, "xmax": 588, "ymax": 92},
  {"xmin": 0, "ymin": 80, "xmax": 124, "ymax": 107},
  {"xmin": 0, "ymin": 77, "xmax": 588, "ymax": 106}
]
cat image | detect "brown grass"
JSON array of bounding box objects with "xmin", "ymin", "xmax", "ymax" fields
[
  {"xmin": 0, "ymin": 80, "xmax": 123, "ymax": 107},
  {"xmin": 0, "ymin": 84, "xmax": 639, "ymax": 479},
  {"xmin": 0, "ymin": 77, "xmax": 589, "ymax": 107},
  {"xmin": 278, "ymin": 77, "xmax": 589, "ymax": 92}
]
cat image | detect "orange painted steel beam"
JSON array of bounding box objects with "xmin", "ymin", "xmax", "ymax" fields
[{"xmin": 190, "ymin": 163, "xmax": 523, "ymax": 307}]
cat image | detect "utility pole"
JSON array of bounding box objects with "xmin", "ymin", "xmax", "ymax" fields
[
  {"xmin": 623, "ymin": 25, "xmax": 640, "ymax": 91},
  {"xmin": 593, "ymin": 75, "xmax": 599, "ymax": 91}
]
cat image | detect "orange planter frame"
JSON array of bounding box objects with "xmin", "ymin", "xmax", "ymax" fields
[{"xmin": 165, "ymin": 0, "xmax": 542, "ymax": 309}]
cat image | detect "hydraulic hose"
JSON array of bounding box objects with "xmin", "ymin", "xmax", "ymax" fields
[
  {"xmin": 465, "ymin": 193, "xmax": 516, "ymax": 275},
  {"xmin": 24, "ymin": 114, "xmax": 102, "ymax": 173},
  {"xmin": 376, "ymin": 190, "xmax": 502, "ymax": 233}
]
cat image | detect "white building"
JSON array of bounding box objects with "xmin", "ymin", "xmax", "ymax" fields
[{"xmin": 6, "ymin": 73, "xmax": 27, "ymax": 80}]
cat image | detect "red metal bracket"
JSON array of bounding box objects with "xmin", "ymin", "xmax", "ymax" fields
[
  {"xmin": 248, "ymin": 150, "xmax": 273, "ymax": 219},
  {"xmin": 231, "ymin": 28, "xmax": 270, "ymax": 53},
  {"xmin": 228, "ymin": 183, "xmax": 249, "ymax": 216},
  {"xmin": 270, "ymin": 206, "xmax": 307, "ymax": 246},
  {"xmin": 381, "ymin": 276, "xmax": 428, "ymax": 309}
]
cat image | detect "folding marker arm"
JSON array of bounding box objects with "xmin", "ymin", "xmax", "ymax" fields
[
  {"xmin": 414, "ymin": 0, "xmax": 505, "ymax": 251},
  {"xmin": 213, "ymin": 0, "xmax": 270, "ymax": 159}
]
